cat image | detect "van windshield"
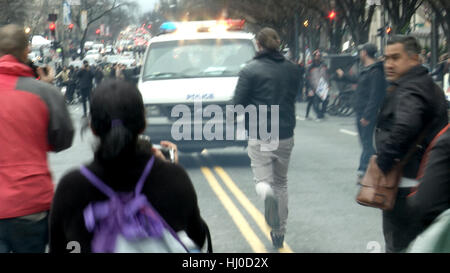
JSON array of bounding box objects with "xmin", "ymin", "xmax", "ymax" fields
[{"xmin": 142, "ymin": 39, "xmax": 255, "ymax": 81}]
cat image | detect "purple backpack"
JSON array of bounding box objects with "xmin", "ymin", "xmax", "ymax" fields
[{"xmin": 80, "ymin": 156, "xmax": 195, "ymax": 253}]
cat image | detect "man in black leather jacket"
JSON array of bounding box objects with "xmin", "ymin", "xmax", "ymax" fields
[
  {"xmin": 232, "ymin": 28, "xmax": 299, "ymax": 249},
  {"xmin": 375, "ymin": 35, "xmax": 448, "ymax": 253}
]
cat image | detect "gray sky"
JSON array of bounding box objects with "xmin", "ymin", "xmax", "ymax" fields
[{"xmin": 134, "ymin": 0, "xmax": 158, "ymax": 12}]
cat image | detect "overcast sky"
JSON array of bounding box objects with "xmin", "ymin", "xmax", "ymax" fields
[{"xmin": 134, "ymin": 0, "xmax": 158, "ymax": 12}]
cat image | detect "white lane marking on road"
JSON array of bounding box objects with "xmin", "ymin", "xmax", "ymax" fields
[{"xmin": 340, "ymin": 129, "xmax": 358, "ymax": 136}]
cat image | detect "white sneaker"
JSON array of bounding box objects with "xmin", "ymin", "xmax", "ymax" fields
[{"xmin": 255, "ymin": 182, "xmax": 274, "ymax": 200}]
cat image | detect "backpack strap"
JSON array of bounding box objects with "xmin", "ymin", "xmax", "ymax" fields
[
  {"xmin": 134, "ymin": 156, "xmax": 155, "ymax": 196},
  {"xmin": 80, "ymin": 156, "xmax": 155, "ymax": 199},
  {"xmin": 80, "ymin": 166, "xmax": 116, "ymax": 199}
]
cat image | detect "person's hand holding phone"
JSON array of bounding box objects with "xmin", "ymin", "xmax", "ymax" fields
[
  {"xmin": 151, "ymin": 141, "xmax": 178, "ymax": 163},
  {"xmin": 160, "ymin": 141, "xmax": 178, "ymax": 163},
  {"xmin": 37, "ymin": 66, "xmax": 54, "ymax": 84}
]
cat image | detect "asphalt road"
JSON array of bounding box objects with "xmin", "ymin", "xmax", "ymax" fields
[{"xmin": 49, "ymin": 102, "xmax": 386, "ymax": 253}]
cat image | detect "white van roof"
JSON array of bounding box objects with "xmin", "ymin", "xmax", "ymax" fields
[{"xmin": 149, "ymin": 31, "xmax": 255, "ymax": 44}]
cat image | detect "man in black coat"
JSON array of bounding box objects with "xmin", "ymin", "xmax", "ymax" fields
[
  {"xmin": 336, "ymin": 43, "xmax": 387, "ymax": 183},
  {"xmin": 232, "ymin": 28, "xmax": 299, "ymax": 249},
  {"xmin": 375, "ymin": 35, "xmax": 448, "ymax": 252},
  {"xmin": 77, "ymin": 61, "xmax": 95, "ymax": 117}
]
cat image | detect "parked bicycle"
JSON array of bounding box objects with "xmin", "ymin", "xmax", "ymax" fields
[{"xmin": 324, "ymin": 53, "xmax": 359, "ymax": 117}]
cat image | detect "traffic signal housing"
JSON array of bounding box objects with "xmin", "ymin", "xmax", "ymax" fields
[
  {"xmin": 328, "ymin": 10, "xmax": 336, "ymax": 21},
  {"xmin": 68, "ymin": 23, "xmax": 74, "ymax": 31},
  {"xmin": 49, "ymin": 22, "xmax": 56, "ymax": 37},
  {"xmin": 386, "ymin": 26, "xmax": 392, "ymax": 35},
  {"xmin": 51, "ymin": 41, "xmax": 60, "ymax": 50},
  {"xmin": 377, "ymin": 27, "xmax": 385, "ymax": 37}
]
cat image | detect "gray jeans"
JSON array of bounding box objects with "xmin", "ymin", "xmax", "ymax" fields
[{"xmin": 247, "ymin": 137, "xmax": 294, "ymax": 235}]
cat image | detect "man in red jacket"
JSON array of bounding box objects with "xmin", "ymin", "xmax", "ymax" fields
[{"xmin": 0, "ymin": 24, "xmax": 74, "ymax": 253}]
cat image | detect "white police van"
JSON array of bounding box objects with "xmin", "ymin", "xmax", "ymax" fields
[{"xmin": 138, "ymin": 20, "xmax": 257, "ymax": 152}]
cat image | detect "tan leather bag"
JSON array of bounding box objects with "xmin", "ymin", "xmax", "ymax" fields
[
  {"xmin": 356, "ymin": 155, "xmax": 402, "ymax": 210},
  {"xmin": 356, "ymin": 126, "xmax": 431, "ymax": 211}
]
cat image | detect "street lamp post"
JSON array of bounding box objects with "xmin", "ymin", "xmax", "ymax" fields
[
  {"xmin": 294, "ymin": 13, "xmax": 299, "ymax": 62},
  {"xmin": 381, "ymin": 4, "xmax": 386, "ymax": 55},
  {"xmin": 431, "ymin": 13, "xmax": 439, "ymax": 70}
]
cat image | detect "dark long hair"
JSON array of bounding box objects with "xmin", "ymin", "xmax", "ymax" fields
[{"xmin": 89, "ymin": 80, "xmax": 146, "ymax": 164}]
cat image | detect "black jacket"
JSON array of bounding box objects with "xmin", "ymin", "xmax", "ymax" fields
[
  {"xmin": 408, "ymin": 125, "xmax": 450, "ymax": 233},
  {"xmin": 77, "ymin": 68, "xmax": 94, "ymax": 89},
  {"xmin": 341, "ymin": 61, "xmax": 387, "ymax": 122},
  {"xmin": 233, "ymin": 50, "xmax": 299, "ymax": 140},
  {"xmin": 375, "ymin": 65, "xmax": 448, "ymax": 178},
  {"xmin": 49, "ymin": 148, "xmax": 210, "ymax": 253}
]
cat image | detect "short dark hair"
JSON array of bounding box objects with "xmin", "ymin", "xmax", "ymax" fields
[
  {"xmin": 90, "ymin": 80, "xmax": 146, "ymax": 163},
  {"xmin": 0, "ymin": 24, "xmax": 29, "ymax": 60},
  {"xmin": 358, "ymin": 43, "xmax": 378, "ymax": 59},
  {"xmin": 387, "ymin": 35, "xmax": 421, "ymax": 56}
]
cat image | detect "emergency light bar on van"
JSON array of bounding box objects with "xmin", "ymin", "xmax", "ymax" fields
[{"xmin": 159, "ymin": 19, "xmax": 245, "ymax": 34}]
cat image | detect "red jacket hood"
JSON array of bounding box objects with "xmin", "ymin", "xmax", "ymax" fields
[{"xmin": 0, "ymin": 54, "xmax": 35, "ymax": 78}]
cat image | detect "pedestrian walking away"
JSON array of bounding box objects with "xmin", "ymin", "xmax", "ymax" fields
[
  {"xmin": 49, "ymin": 80, "xmax": 211, "ymax": 253},
  {"xmin": 296, "ymin": 58, "xmax": 306, "ymax": 102},
  {"xmin": 375, "ymin": 35, "xmax": 448, "ymax": 253},
  {"xmin": 305, "ymin": 50, "xmax": 329, "ymax": 121},
  {"xmin": 65, "ymin": 66, "xmax": 77, "ymax": 104},
  {"xmin": 77, "ymin": 60, "xmax": 95, "ymax": 117},
  {"xmin": 336, "ymin": 43, "xmax": 387, "ymax": 184},
  {"xmin": 0, "ymin": 24, "xmax": 74, "ymax": 253},
  {"xmin": 233, "ymin": 27, "xmax": 299, "ymax": 249}
]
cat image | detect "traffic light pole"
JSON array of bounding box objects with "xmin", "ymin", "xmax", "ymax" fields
[
  {"xmin": 381, "ymin": 5, "xmax": 386, "ymax": 55},
  {"xmin": 431, "ymin": 13, "xmax": 438, "ymax": 70},
  {"xmin": 294, "ymin": 13, "xmax": 299, "ymax": 62}
]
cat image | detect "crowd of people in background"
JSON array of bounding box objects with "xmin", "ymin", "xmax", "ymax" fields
[
  {"xmin": 53, "ymin": 62, "xmax": 141, "ymax": 117},
  {"xmin": 0, "ymin": 22, "xmax": 449, "ymax": 254}
]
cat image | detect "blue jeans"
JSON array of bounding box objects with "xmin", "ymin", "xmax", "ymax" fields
[
  {"xmin": 0, "ymin": 213, "xmax": 49, "ymax": 253},
  {"xmin": 356, "ymin": 114, "xmax": 376, "ymax": 173}
]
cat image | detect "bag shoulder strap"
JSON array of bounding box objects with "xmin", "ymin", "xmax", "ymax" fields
[
  {"xmin": 416, "ymin": 124, "xmax": 450, "ymax": 180},
  {"xmin": 80, "ymin": 156, "xmax": 155, "ymax": 199}
]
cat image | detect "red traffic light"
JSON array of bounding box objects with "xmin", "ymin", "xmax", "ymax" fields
[
  {"xmin": 328, "ymin": 10, "xmax": 336, "ymax": 20},
  {"xmin": 68, "ymin": 23, "xmax": 74, "ymax": 29},
  {"xmin": 49, "ymin": 23, "xmax": 56, "ymax": 31},
  {"xmin": 386, "ymin": 26, "xmax": 392, "ymax": 35},
  {"xmin": 95, "ymin": 29, "xmax": 101, "ymax": 35}
]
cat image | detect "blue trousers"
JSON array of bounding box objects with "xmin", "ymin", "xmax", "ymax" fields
[
  {"xmin": 0, "ymin": 213, "xmax": 48, "ymax": 253},
  {"xmin": 356, "ymin": 114, "xmax": 376, "ymax": 173}
]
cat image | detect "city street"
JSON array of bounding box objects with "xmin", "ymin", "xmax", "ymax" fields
[{"xmin": 48, "ymin": 102, "xmax": 385, "ymax": 253}]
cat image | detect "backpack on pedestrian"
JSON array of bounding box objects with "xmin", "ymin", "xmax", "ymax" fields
[
  {"xmin": 80, "ymin": 156, "xmax": 199, "ymax": 253},
  {"xmin": 406, "ymin": 208, "xmax": 450, "ymax": 253}
]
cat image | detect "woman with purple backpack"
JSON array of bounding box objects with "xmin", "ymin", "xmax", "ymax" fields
[{"xmin": 49, "ymin": 80, "xmax": 212, "ymax": 253}]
